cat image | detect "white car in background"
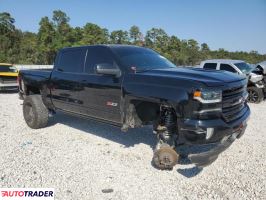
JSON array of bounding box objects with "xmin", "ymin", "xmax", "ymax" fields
[{"xmin": 200, "ymin": 59, "xmax": 265, "ymax": 103}]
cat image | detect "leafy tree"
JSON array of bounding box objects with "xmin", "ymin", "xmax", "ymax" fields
[
  {"xmin": 52, "ymin": 10, "xmax": 70, "ymax": 27},
  {"xmin": 145, "ymin": 28, "xmax": 169, "ymax": 48},
  {"xmin": 0, "ymin": 12, "xmax": 20, "ymax": 63},
  {"xmin": 80, "ymin": 23, "xmax": 109, "ymax": 45},
  {"xmin": 18, "ymin": 32, "xmax": 38, "ymax": 64},
  {"xmin": 52, "ymin": 10, "xmax": 74, "ymax": 50},
  {"xmin": 129, "ymin": 25, "xmax": 142, "ymax": 45},
  {"xmin": 110, "ymin": 30, "xmax": 129, "ymax": 44},
  {"xmin": 0, "ymin": 12, "xmax": 15, "ymax": 33},
  {"xmin": 0, "ymin": 11, "xmax": 265, "ymax": 66},
  {"xmin": 201, "ymin": 43, "xmax": 210, "ymax": 52},
  {"xmin": 186, "ymin": 39, "xmax": 201, "ymax": 65},
  {"xmin": 165, "ymin": 36, "xmax": 182, "ymax": 64},
  {"xmin": 37, "ymin": 17, "xmax": 56, "ymax": 64},
  {"xmin": 71, "ymin": 27, "xmax": 83, "ymax": 45}
]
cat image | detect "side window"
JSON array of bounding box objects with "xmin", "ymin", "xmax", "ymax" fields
[
  {"xmin": 58, "ymin": 48, "xmax": 86, "ymax": 73},
  {"xmin": 85, "ymin": 47, "xmax": 116, "ymax": 74},
  {"xmin": 203, "ymin": 63, "xmax": 217, "ymax": 69},
  {"xmin": 220, "ymin": 64, "xmax": 237, "ymax": 73}
]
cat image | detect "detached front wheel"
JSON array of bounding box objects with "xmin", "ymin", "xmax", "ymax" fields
[
  {"xmin": 247, "ymin": 87, "xmax": 264, "ymax": 103},
  {"xmin": 23, "ymin": 95, "xmax": 49, "ymax": 129},
  {"xmin": 152, "ymin": 144, "xmax": 179, "ymax": 170}
]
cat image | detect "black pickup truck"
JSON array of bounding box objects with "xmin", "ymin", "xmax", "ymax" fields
[{"xmin": 18, "ymin": 45, "xmax": 250, "ymax": 170}]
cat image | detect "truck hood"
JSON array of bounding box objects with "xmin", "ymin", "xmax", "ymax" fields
[{"xmin": 138, "ymin": 67, "xmax": 245, "ymax": 87}]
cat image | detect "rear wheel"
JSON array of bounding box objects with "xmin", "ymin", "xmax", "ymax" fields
[
  {"xmin": 247, "ymin": 86, "xmax": 264, "ymax": 103},
  {"xmin": 23, "ymin": 95, "xmax": 48, "ymax": 129}
]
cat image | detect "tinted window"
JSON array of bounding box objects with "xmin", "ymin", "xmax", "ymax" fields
[
  {"xmin": 111, "ymin": 47, "xmax": 176, "ymax": 71},
  {"xmin": 220, "ymin": 64, "xmax": 237, "ymax": 73},
  {"xmin": 85, "ymin": 47, "xmax": 115, "ymax": 73},
  {"xmin": 58, "ymin": 48, "xmax": 86, "ymax": 73},
  {"xmin": 0, "ymin": 65, "xmax": 17, "ymax": 72},
  {"xmin": 203, "ymin": 63, "xmax": 217, "ymax": 69}
]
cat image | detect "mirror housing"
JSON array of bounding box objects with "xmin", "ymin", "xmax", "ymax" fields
[{"xmin": 96, "ymin": 63, "xmax": 120, "ymax": 76}]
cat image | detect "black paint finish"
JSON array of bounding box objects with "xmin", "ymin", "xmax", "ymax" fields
[{"xmin": 18, "ymin": 45, "xmax": 250, "ymax": 143}]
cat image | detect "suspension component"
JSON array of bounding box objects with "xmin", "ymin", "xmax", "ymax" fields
[
  {"xmin": 155, "ymin": 106, "xmax": 178, "ymax": 147},
  {"xmin": 152, "ymin": 105, "xmax": 179, "ymax": 170}
]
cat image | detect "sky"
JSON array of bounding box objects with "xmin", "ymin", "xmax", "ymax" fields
[{"xmin": 1, "ymin": 0, "xmax": 266, "ymax": 54}]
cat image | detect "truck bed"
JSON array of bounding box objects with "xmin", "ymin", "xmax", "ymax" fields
[{"xmin": 19, "ymin": 69, "xmax": 52, "ymax": 93}]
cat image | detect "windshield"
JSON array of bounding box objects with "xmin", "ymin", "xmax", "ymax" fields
[
  {"xmin": 111, "ymin": 47, "xmax": 176, "ymax": 71},
  {"xmin": 0, "ymin": 65, "xmax": 17, "ymax": 73},
  {"xmin": 234, "ymin": 62, "xmax": 253, "ymax": 74}
]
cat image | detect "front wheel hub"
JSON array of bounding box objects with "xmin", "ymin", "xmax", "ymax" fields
[{"xmin": 152, "ymin": 145, "xmax": 179, "ymax": 170}]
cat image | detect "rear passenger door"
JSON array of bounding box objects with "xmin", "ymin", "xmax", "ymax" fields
[
  {"xmin": 78, "ymin": 46, "xmax": 122, "ymax": 124},
  {"xmin": 51, "ymin": 48, "xmax": 86, "ymax": 113}
]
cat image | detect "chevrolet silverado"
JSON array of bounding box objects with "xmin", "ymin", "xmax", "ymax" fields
[{"xmin": 18, "ymin": 45, "xmax": 250, "ymax": 170}]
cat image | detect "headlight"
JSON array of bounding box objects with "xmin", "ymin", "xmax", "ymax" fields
[{"xmin": 193, "ymin": 89, "xmax": 222, "ymax": 103}]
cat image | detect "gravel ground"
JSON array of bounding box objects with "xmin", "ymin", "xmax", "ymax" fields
[{"xmin": 0, "ymin": 93, "xmax": 265, "ymax": 200}]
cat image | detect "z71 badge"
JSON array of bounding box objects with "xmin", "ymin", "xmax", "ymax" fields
[{"xmin": 106, "ymin": 101, "xmax": 118, "ymax": 107}]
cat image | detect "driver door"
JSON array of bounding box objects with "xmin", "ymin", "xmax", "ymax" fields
[{"xmin": 78, "ymin": 46, "xmax": 122, "ymax": 124}]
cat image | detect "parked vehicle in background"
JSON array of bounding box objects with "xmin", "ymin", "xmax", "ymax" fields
[
  {"xmin": 255, "ymin": 61, "xmax": 266, "ymax": 76},
  {"xmin": 200, "ymin": 59, "xmax": 265, "ymax": 103},
  {"xmin": 0, "ymin": 63, "xmax": 18, "ymax": 91},
  {"xmin": 18, "ymin": 45, "xmax": 250, "ymax": 170},
  {"xmin": 255, "ymin": 60, "xmax": 266, "ymax": 94}
]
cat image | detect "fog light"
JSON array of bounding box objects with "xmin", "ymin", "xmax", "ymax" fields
[{"xmin": 206, "ymin": 128, "xmax": 214, "ymax": 140}]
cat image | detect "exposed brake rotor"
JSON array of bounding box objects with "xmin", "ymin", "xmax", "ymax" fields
[{"xmin": 152, "ymin": 145, "xmax": 179, "ymax": 170}]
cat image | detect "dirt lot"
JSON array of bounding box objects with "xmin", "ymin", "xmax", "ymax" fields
[{"xmin": 0, "ymin": 93, "xmax": 265, "ymax": 200}]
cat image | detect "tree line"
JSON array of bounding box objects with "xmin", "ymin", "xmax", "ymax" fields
[{"xmin": 0, "ymin": 10, "xmax": 265, "ymax": 65}]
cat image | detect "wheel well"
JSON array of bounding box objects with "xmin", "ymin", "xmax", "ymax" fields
[
  {"xmin": 123, "ymin": 100, "xmax": 178, "ymax": 131},
  {"xmin": 25, "ymin": 85, "xmax": 40, "ymax": 95},
  {"xmin": 133, "ymin": 100, "xmax": 160, "ymax": 123},
  {"xmin": 125, "ymin": 100, "xmax": 161, "ymax": 128}
]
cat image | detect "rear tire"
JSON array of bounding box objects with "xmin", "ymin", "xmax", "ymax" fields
[
  {"xmin": 23, "ymin": 95, "xmax": 48, "ymax": 129},
  {"xmin": 247, "ymin": 86, "xmax": 264, "ymax": 103}
]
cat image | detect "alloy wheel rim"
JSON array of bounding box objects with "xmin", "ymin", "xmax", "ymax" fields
[{"xmin": 248, "ymin": 90, "xmax": 258, "ymax": 103}]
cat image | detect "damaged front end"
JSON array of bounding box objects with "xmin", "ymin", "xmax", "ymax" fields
[
  {"xmin": 249, "ymin": 71, "xmax": 264, "ymax": 89},
  {"xmin": 152, "ymin": 82, "xmax": 250, "ymax": 170},
  {"xmin": 187, "ymin": 121, "xmax": 247, "ymax": 167},
  {"xmin": 254, "ymin": 62, "xmax": 266, "ymax": 93}
]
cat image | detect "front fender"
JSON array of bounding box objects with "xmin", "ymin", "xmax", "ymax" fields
[{"xmin": 123, "ymin": 82, "xmax": 189, "ymax": 113}]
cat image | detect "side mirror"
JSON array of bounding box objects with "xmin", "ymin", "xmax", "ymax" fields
[{"xmin": 96, "ymin": 63, "xmax": 120, "ymax": 76}]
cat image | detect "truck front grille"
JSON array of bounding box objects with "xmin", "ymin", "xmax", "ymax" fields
[
  {"xmin": 0, "ymin": 76, "xmax": 17, "ymax": 84},
  {"xmin": 222, "ymin": 85, "xmax": 247, "ymax": 123}
]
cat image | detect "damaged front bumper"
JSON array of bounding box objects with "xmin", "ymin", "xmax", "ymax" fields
[
  {"xmin": 188, "ymin": 132, "xmax": 241, "ymax": 167},
  {"xmin": 177, "ymin": 106, "xmax": 250, "ymax": 168},
  {"xmin": 187, "ymin": 122, "xmax": 247, "ymax": 167}
]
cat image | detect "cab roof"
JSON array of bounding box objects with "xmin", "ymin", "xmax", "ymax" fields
[
  {"xmin": 61, "ymin": 44, "xmax": 147, "ymax": 51},
  {"xmin": 201, "ymin": 59, "xmax": 244, "ymax": 64}
]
